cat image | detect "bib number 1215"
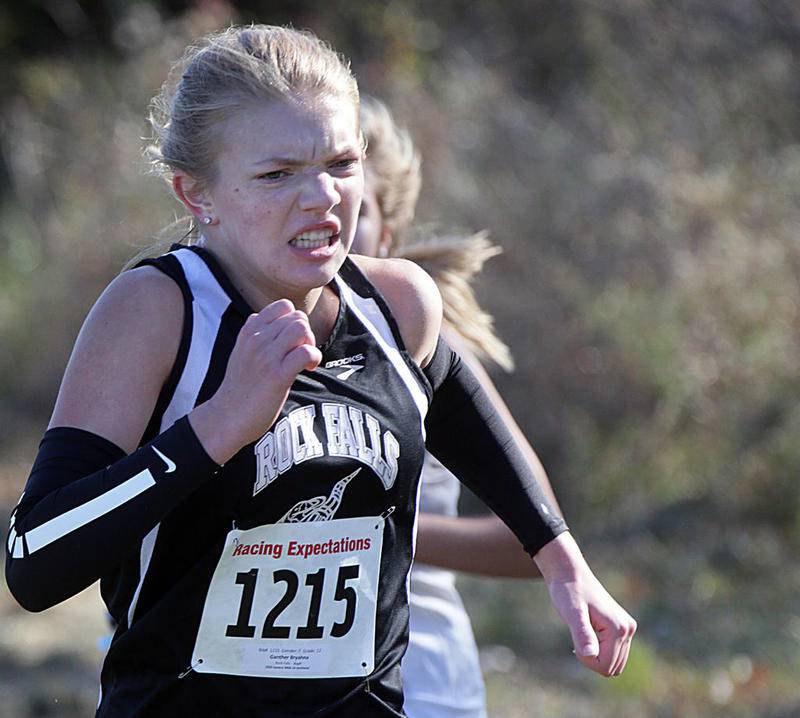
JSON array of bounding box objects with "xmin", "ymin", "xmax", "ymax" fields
[
  {"xmin": 225, "ymin": 564, "xmax": 359, "ymax": 640},
  {"xmin": 192, "ymin": 516, "xmax": 383, "ymax": 678}
]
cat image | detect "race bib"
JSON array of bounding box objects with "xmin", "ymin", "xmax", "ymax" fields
[{"xmin": 192, "ymin": 516, "xmax": 384, "ymax": 678}]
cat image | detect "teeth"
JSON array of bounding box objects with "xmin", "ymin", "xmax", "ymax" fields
[{"xmin": 291, "ymin": 229, "xmax": 334, "ymax": 248}]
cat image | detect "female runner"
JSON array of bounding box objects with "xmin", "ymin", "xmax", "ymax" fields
[{"xmin": 6, "ymin": 25, "xmax": 635, "ymax": 717}]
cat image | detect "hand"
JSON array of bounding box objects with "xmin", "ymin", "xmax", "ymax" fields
[
  {"xmin": 535, "ymin": 532, "xmax": 637, "ymax": 677},
  {"xmin": 190, "ymin": 299, "xmax": 322, "ymax": 463}
]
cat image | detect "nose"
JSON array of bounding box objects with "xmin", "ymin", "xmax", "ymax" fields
[{"xmin": 298, "ymin": 170, "xmax": 340, "ymax": 213}]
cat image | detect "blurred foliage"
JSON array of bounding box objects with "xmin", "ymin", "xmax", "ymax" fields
[{"xmin": 3, "ymin": 1, "xmax": 800, "ymax": 716}]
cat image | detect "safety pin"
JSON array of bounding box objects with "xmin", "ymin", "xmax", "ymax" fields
[
  {"xmin": 375, "ymin": 506, "xmax": 395, "ymax": 528},
  {"xmin": 178, "ymin": 658, "xmax": 203, "ymax": 679}
]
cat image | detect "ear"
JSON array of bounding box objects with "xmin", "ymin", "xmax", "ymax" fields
[{"xmin": 172, "ymin": 171, "xmax": 214, "ymax": 223}]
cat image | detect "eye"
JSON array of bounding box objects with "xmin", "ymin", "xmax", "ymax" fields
[
  {"xmin": 257, "ymin": 170, "xmax": 289, "ymax": 181},
  {"xmin": 329, "ymin": 157, "xmax": 360, "ymax": 172}
]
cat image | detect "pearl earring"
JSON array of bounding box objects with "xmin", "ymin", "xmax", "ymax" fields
[{"xmin": 202, "ymin": 217, "xmax": 212, "ymax": 225}]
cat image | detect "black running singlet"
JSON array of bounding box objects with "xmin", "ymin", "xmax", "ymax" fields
[{"xmin": 96, "ymin": 246, "xmax": 429, "ymax": 716}]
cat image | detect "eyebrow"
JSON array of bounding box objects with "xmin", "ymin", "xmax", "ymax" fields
[
  {"xmin": 250, "ymin": 157, "xmax": 304, "ymax": 168},
  {"xmin": 249, "ymin": 146, "xmax": 361, "ymax": 169}
]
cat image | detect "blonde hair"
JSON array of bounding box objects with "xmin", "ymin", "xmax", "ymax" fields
[
  {"xmin": 400, "ymin": 233, "xmax": 514, "ymax": 371},
  {"xmin": 132, "ymin": 25, "xmax": 360, "ymax": 264},
  {"xmin": 150, "ymin": 25, "xmax": 359, "ymax": 187},
  {"xmin": 361, "ymin": 98, "xmax": 513, "ymax": 371},
  {"xmin": 361, "ymin": 97, "xmax": 421, "ymax": 248}
]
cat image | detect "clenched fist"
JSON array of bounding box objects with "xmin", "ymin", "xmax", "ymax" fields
[{"xmin": 189, "ymin": 299, "xmax": 322, "ymax": 464}]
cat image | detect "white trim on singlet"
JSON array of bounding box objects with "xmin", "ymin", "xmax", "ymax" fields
[
  {"xmin": 406, "ymin": 451, "xmax": 425, "ymax": 605},
  {"xmin": 126, "ymin": 248, "xmax": 231, "ymax": 628},
  {"xmin": 334, "ymin": 275, "xmax": 429, "ymax": 438},
  {"xmin": 160, "ymin": 249, "xmax": 233, "ymax": 430},
  {"xmin": 24, "ymin": 469, "xmax": 157, "ymax": 555}
]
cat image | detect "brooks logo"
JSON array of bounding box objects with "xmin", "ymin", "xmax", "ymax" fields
[
  {"xmin": 324, "ymin": 353, "xmax": 364, "ymax": 369},
  {"xmin": 325, "ymin": 353, "xmax": 365, "ymax": 379}
]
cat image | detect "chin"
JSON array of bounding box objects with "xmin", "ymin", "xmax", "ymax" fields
[{"xmin": 292, "ymin": 255, "xmax": 346, "ymax": 290}]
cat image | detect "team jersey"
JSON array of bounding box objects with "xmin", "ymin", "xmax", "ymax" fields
[
  {"xmin": 71, "ymin": 244, "xmax": 425, "ymax": 716},
  {"xmin": 6, "ymin": 244, "xmax": 566, "ymax": 717}
]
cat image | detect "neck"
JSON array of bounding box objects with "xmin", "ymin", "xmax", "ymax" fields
[
  {"xmin": 234, "ymin": 275, "xmax": 339, "ymax": 348},
  {"xmin": 193, "ymin": 236, "xmax": 342, "ymax": 345},
  {"xmin": 243, "ymin": 281, "xmax": 325, "ymax": 317}
]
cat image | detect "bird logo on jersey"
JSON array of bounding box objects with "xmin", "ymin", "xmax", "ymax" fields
[{"xmin": 276, "ymin": 469, "xmax": 360, "ymax": 523}]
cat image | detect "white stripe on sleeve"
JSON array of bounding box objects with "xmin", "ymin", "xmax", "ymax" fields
[{"xmin": 23, "ymin": 469, "xmax": 156, "ymax": 555}]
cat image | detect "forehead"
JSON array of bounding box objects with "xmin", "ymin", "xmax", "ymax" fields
[{"xmin": 219, "ymin": 95, "xmax": 360, "ymax": 162}]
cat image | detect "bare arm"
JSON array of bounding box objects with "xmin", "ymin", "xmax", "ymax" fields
[
  {"xmin": 48, "ymin": 266, "xmax": 184, "ymax": 449},
  {"xmin": 413, "ymin": 512, "xmax": 540, "ymax": 577}
]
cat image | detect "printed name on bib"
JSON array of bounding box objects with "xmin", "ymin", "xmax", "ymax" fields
[{"xmin": 253, "ymin": 402, "xmax": 399, "ymax": 495}]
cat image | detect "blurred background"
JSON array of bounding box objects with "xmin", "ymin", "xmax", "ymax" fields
[{"xmin": 2, "ymin": 1, "xmax": 800, "ymax": 716}]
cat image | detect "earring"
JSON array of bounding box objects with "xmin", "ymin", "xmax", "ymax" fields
[{"xmin": 202, "ymin": 216, "xmax": 213, "ymax": 225}]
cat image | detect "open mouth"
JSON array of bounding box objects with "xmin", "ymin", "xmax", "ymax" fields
[{"xmin": 289, "ymin": 229, "xmax": 336, "ymax": 249}]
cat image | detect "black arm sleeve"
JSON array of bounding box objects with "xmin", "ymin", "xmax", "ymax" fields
[
  {"xmin": 5, "ymin": 417, "xmax": 219, "ymax": 612},
  {"xmin": 423, "ymin": 338, "xmax": 567, "ymax": 557}
]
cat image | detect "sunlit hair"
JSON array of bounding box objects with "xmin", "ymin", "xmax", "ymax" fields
[
  {"xmin": 133, "ymin": 24, "xmax": 360, "ymax": 262},
  {"xmin": 401, "ymin": 233, "xmax": 514, "ymax": 371},
  {"xmin": 361, "ymin": 98, "xmax": 513, "ymax": 371},
  {"xmin": 360, "ymin": 97, "xmax": 421, "ymax": 248},
  {"xmin": 150, "ymin": 24, "xmax": 359, "ymax": 188}
]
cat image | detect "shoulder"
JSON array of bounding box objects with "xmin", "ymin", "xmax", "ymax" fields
[
  {"xmin": 86, "ymin": 264, "xmax": 185, "ymax": 349},
  {"xmin": 349, "ymin": 254, "xmax": 442, "ymax": 367},
  {"xmin": 99, "ymin": 262, "xmax": 182, "ymax": 307},
  {"xmin": 95, "ymin": 263, "xmax": 183, "ymax": 317},
  {"xmin": 48, "ymin": 264, "xmax": 185, "ymax": 450}
]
